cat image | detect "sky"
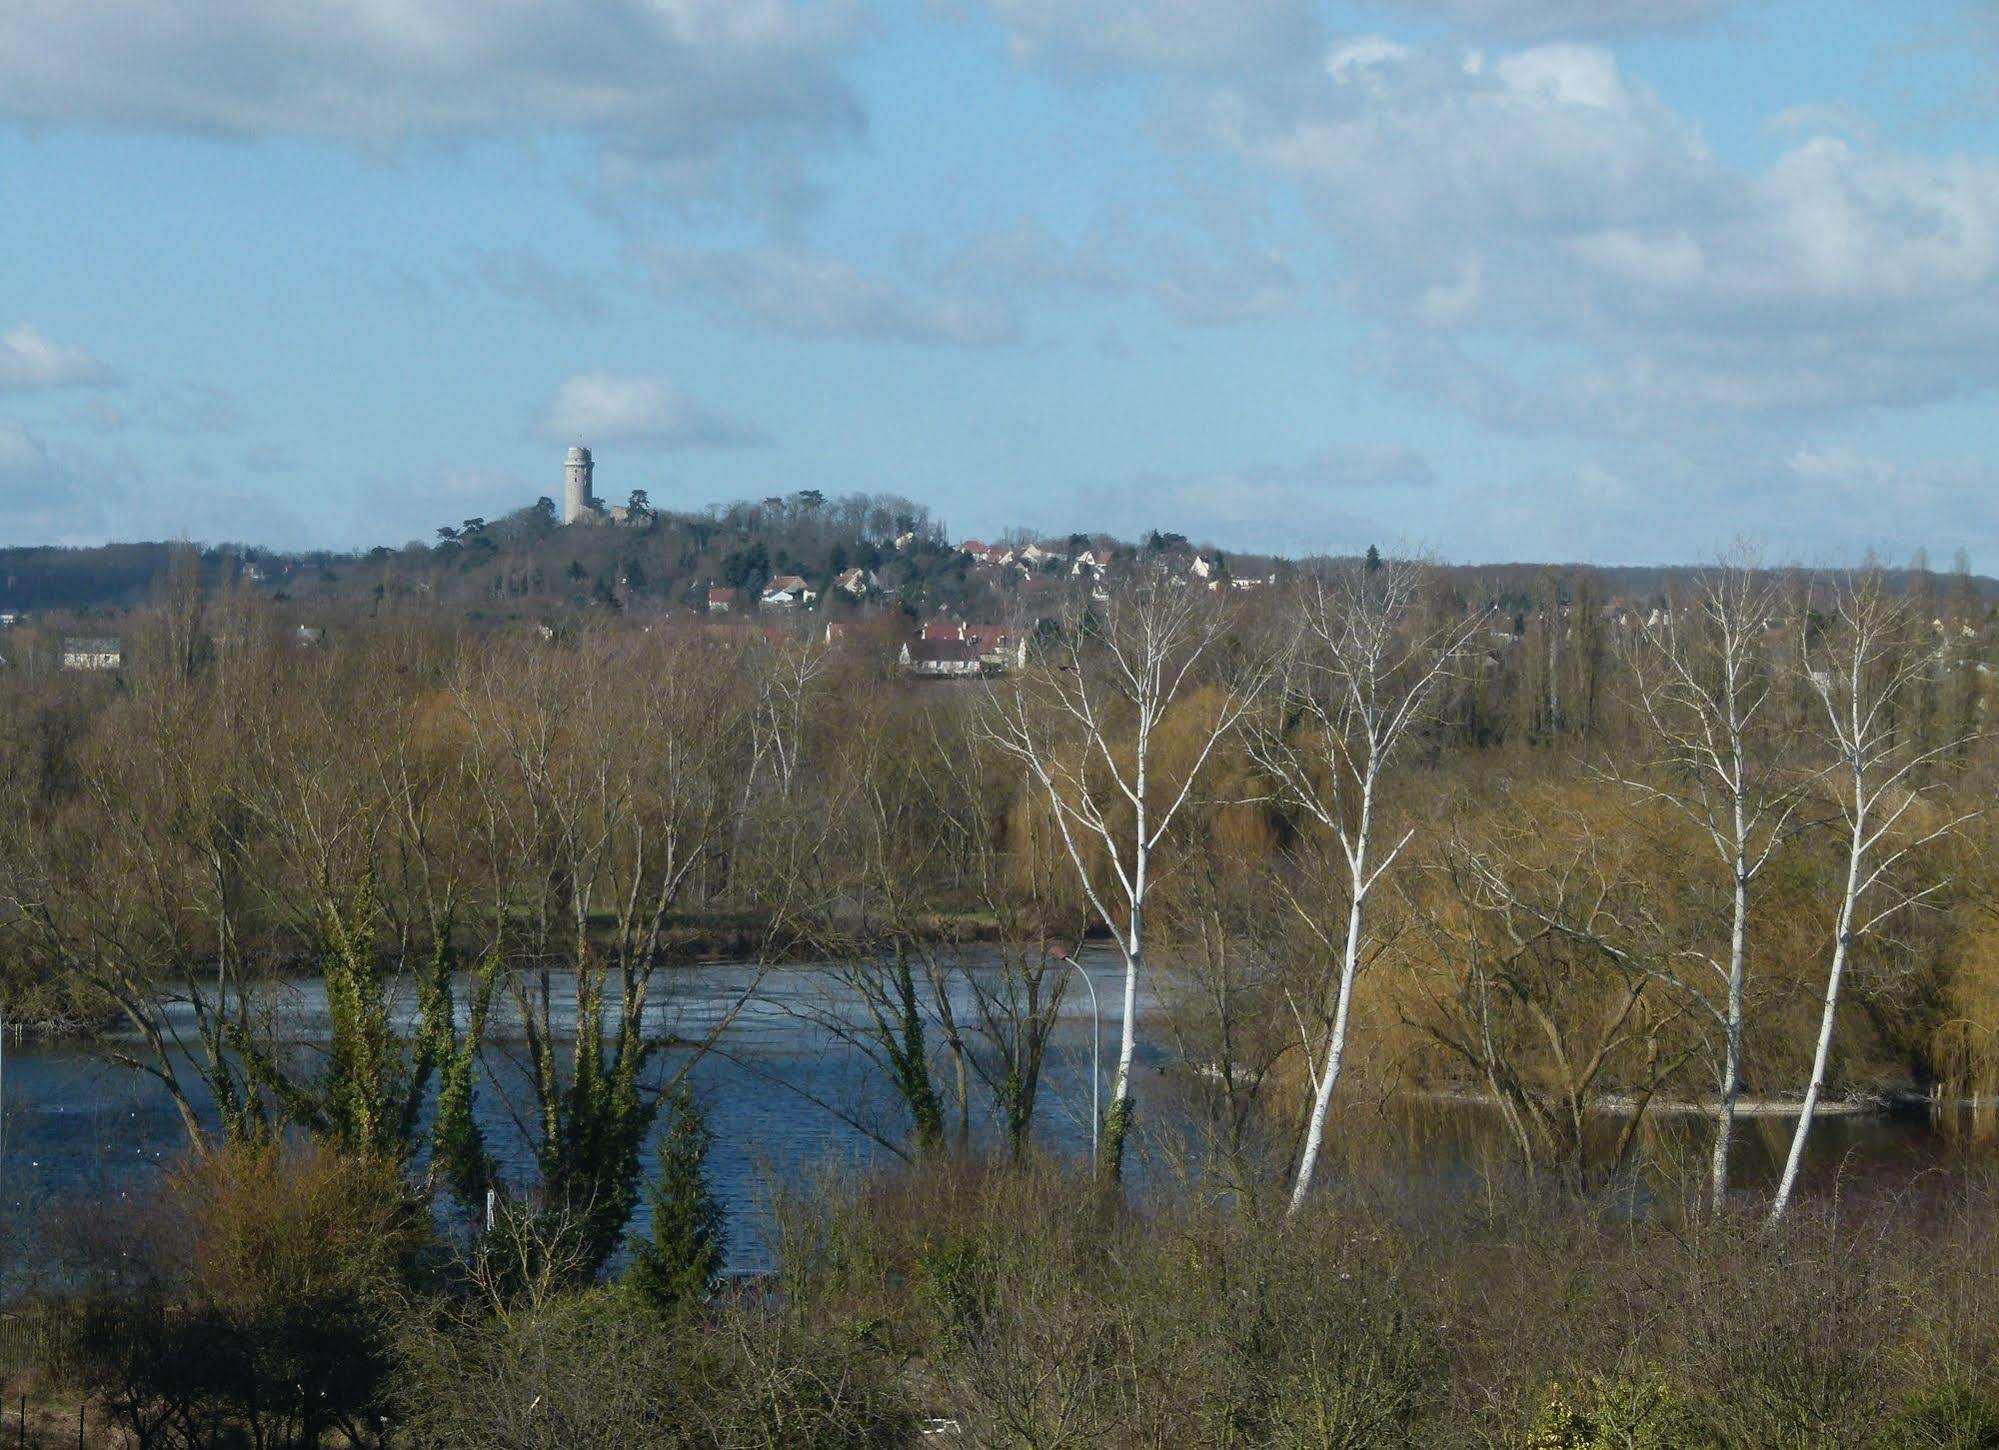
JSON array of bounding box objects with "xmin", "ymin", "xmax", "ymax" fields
[{"xmin": 4, "ymin": 0, "xmax": 1999, "ymax": 567}]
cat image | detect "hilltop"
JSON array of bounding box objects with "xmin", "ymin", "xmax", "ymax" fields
[{"xmin": 1, "ymin": 485, "xmax": 1993, "ymax": 630}]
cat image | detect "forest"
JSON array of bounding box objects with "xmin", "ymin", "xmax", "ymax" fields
[{"xmin": 4, "ymin": 541, "xmax": 1999, "ymax": 1447}]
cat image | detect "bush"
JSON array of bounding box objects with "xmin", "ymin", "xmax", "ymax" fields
[
  {"xmin": 1525, "ymin": 1372, "xmax": 1717, "ymax": 1450},
  {"xmin": 1879, "ymin": 1383, "xmax": 1999, "ymax": 1450},
  {"xmin": 623, "ymin": 1087, "xmax": 725, "ymax": 1314},
  {"xmin": 394, "ymin": 1289, "xmax": 917, "ymax": 1448},
  {"xmin": 70, "ymin": 1142, "xmax": 422, "ymax": 1449}
]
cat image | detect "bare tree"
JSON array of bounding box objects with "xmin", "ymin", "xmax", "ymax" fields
[
  {"xmin": 1246, "ymin": 558, "xmax": 1484, "ymax": 1214},
  {"xmin": 457, "ymin": 630, "xmax": 777, "ymax": 1274},
  {"xmin": 1418, "ymin": 802, "xmax": 1699, "ymax": 1193},
  {"xmin": 1768, "ymin": 573, "xmax": 1976, "ymax": 1226},
  {"xmin": 1614, "ymin": 555, "xmax": 1803, "ymax": 1210},
  {"xmin": 981, "ymin": 576, "xmax": 1254, "ymax": 1177}
]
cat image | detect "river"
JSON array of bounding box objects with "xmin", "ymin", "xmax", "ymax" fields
[
  {"xmin": 0, "ymin": 955, "xmax": 1978, "ymax": 1274},
  {"xmin": 0, "ymin": 955, "xmax": 1152, "ymax": 1273}
]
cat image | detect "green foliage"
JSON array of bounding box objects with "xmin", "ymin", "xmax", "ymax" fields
[
  {"xmin": 321, "ymin": 870, "xmax": 407, "ymax": 1158},
  {"xmin": 1099, "ymin": 1093, "xmax": 1134, "ymax": 1181},
  {"xmin": 1526, "ymin": 1371, "xmax": 1717, "ymax": 1450},
  {"xmin": 421, "ymin": 934, "xmax": 501, "ymax": 1214},
  {"xmin": 624, "ymin": 1088, "xmax": 726, "ymax": 1313},
  {"xmin": 1878, "ymin": 1383, "xmax": 1999, "ymax": 1449},
  {"xmin": 914, "ymin": 1234, "xmax": 998, "ymax": 1348}
]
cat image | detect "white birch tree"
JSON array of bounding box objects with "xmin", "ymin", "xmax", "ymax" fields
[
  {"xmin": 1615, "ymin": 556, "xmax": 1803, "ymax": 1211},
  {"xmin": 981, "ymin": 572, "xmax": 1255, "ymax": 1178},
  {"xmin": 1767, "ymin": 572, "xmax": 1975, "ymax": 1226},
  {"xmin": 1245, "ymin": 557, "xmax": 1485, "ymax": 1214}
]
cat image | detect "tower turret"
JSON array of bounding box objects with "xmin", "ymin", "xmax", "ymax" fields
[{"xmin": 562, "ymin": 445, "xmax": 595, "ymax": 525}]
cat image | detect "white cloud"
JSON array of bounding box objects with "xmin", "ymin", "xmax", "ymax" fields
[
  {"xmin": 537, "ymin": 373, "xmax": 770, "ymax": 449},
  {"xmin": 1223, "ymin": 39, "xmax": 1999, "ymax": 437},
  {"xmin": 644, "ymin": 245, "xmax": 1018, "ymax": 346},
  {"xmin": 0, "ymin": 325, "xmax": 116, "ymax": 391},
  {"xmin": 0, "ymin": 1, "xmax": 865, "ymax": 208}
]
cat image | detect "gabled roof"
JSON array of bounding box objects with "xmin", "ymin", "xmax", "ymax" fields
[
  {"xmin": 962, "ymin": 624, "xmax": 1015, "ymax": 652},
  {"xmin": 907, "ymin": 637, "xmax": 981, "ymax": 664}
]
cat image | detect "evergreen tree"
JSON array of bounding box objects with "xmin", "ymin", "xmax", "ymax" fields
[{"xmin": 625, "ymin": 1088, "xmax": 725, "ymax": 1312}]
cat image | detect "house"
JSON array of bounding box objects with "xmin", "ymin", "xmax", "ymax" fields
[
  {"xmin": 0, "ymin": 612, "xmax": 18, "ymax": 627},
  {"xmin": 1072, "ymin": 548, "xmax": 1111, "ymax": 577},
  {"xmin": 1017, "ymin": 544, "xmax": 1066, "ymax": 570},
  {"xmin": 962, "ymin": 624, "xmax": 1026, "ymax": 670},
  {"xmin": 959, "ymin": 541, "xmax": 1014, "ymax": 568},
  {"xmin": 833, "ymin": 567, "xmax": 878, "ymax": 597},
  {"xmin": 760, "ymin": 574, "xmax": 817, "ymax": 610},
  {"xmin": 893, "ymin": 531, "xmax": 917, "ymax": 551},
  {"xmin": 1189, "ymin": 555, "xmax": 1216, "ymax": 581},
  {"xmin": 60, "ymin": 636, "xmax": 122, "ymax": 671},
  {"xmin": 901, "ymin": 637, "xmax": 983, "ymax": 678},
  {"xmin": 706, "ymin": 587, "xmax": 740, "ymax": 615},
  {"xmin": 922, "ymin": 620, "xmax": 1023, "ymax": 670}
]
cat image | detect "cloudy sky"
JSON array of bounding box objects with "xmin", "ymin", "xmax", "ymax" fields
[{"xmin": 4, "ymin": 0, "xmax": 1999, "ymax": 565}]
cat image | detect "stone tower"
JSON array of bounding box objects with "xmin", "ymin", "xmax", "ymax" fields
[{"xmin": 562, "ymin": 445, "xmax": 595, "ymax": 525}]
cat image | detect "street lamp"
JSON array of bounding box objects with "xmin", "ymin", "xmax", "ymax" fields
[{"xmin": 1051, "ymin": 946, "xmax": 1100, "ymax": 1170}]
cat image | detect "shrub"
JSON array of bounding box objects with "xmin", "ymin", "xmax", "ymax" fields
[
  {"xmin": 1525, "ymin": 1371, "xmax": 1717, "ymax": 1450},
  {"xmin": 623, "ymin": 1087, "xmax": 725, "ymax": 1314},
  {"xmin": 72, "ymin": 1142, "xmax": 421, "ymax": 1449},
  {"xmin": 1879, "ymin": 1383, "xmax": 1999, "ymax": 1450}
]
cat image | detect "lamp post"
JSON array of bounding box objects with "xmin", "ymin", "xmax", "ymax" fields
[{"xmin": 1052, "ymin": 946, "xmax": 1100, "ymax": 1170}]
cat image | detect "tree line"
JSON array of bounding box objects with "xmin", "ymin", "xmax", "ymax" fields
[{"xmin": 5, "ymin": 542, "xmax": 1999, "ymax": 1443}]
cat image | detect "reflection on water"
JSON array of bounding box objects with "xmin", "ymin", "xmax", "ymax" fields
[
  {"xmin": 0, "ymin": 955, "xmax": 1151, "ymax": 1273},
  {"xmin": 0, "ymin": 955, "xmax": 1983, "ymax": 1273}
]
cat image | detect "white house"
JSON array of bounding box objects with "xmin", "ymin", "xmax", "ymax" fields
[
  {"xmin": 901, "ymin": 637, "xmax": 982, "ymax": 677},
  {"xmin": 761, "ymin": 574, "xmax": 817, "ymax": 610},
  {"xmin": 60, "ymin": 636, "xmax": 122, "ymax": 671}
]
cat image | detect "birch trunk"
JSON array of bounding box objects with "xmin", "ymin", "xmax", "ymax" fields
[
  {"xmin": 1709, "ymin": 859, "xmax": 1748, "ymax": 1210},
  {"xmin": 1768, "ymin": 786, "xmax": 1866, "ymax": 1225},
  {"xmin": 1287, "ymin": 803, "xmax": 1369, "ymax": 1214}
]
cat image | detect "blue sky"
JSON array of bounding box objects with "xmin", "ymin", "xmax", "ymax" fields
[{"xmin": 4, "ymin": 0, "xmax": 1999, "ymax": 566}]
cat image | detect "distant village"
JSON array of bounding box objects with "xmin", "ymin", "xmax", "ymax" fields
[{"xmin": 2, "ymin": 446, "xmax": 1991, "ymax": 684}]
